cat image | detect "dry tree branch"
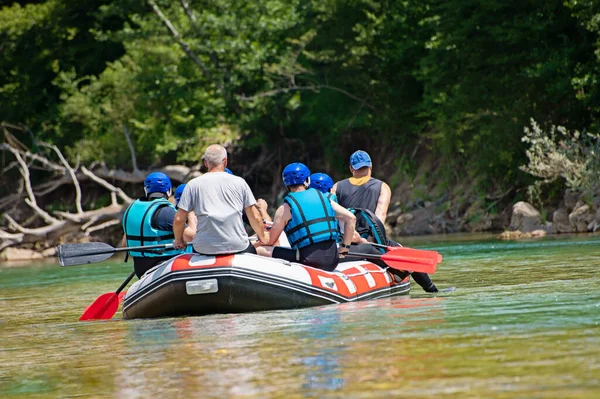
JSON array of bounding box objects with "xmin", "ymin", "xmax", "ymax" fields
[
  {"xmin": 122, "ymin": 125, "xmax": 140, "ymax": 174},
  {"xmin": 4, "ymin": 145, "xmax": 61, "ymax": 225},
  {"xmin": 81, "ymin": 166, "xmax": 134, "ymax": 204},
  {"xmin": 39, "ymin": 142, "xmax": 84, "ymax": 214},
  {"xmin": 84, "ymin": 219, "xmax": 121, "ymax": 236}
]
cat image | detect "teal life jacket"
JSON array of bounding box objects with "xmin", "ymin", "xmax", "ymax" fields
[
  {"xmin": 284, "ymin": 188, "xmax": 339, "ymax": 249},
  {"xmin": 324, "ymin": 192, "xmax": 338, "ymax": 204},
  {"xmin": 122, "ymin": 198, "xmax": 188, "ymax": 258}
]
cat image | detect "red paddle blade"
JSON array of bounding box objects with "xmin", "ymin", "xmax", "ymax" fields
[
  {"xmin": 118, "ymin": 291, "xmax": 127, "ymax": 303},
  {"xmin": 386, "ymin": 247, "xmax": 442, "ymax": 264},
  {"xmin": 381, "ymin": 247, "xmax": 442, "ymax": 274},
  {"xmin": 79, "ymin": 292, "xmax": 119, "ymax": 321}
]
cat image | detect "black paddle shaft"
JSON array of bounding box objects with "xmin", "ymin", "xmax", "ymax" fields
[
  {"xmin": 71, "ymin": 243, "xmax": 173, "ymax": 258},
  {"xmin": 346, "ymin": 252, "xmax": 383, "ymax": 260},
  {"xmin": 116, "ymin": 271, "xmax": 136, "ymax": 294}
]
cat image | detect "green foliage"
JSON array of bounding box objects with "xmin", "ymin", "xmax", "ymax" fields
[
  {"xmin": 1, "ymin": 0, "xmax": 600, "ymax": 198},
  {"xmin": 521, "ymin": 118, "xmax": 600, "ymax": 199}
]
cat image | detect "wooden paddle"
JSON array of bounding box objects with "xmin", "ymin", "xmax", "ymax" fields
[
  {"xmin": 57, "ymin": 242, "xmax": 175, "ymax": 267},
  {"xmin": 346, "ymin": 246, "xmax": 441, "ymax": 274},
  {"xmin": 79, "ymin": 271, "xmax": 136, "ymax": 321}
]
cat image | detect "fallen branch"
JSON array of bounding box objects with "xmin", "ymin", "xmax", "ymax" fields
[
  {"xmin": 81, "ymin": 166, "xmax": 134, "ymax": 204},
  {"xmin": 40, "ymin": 142, "xmax": 84, "ymax": 214}
]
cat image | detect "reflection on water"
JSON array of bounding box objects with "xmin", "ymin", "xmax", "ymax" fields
[{"xmin": 1, "ymin": 235, "xmax": 600, "ymax": 398}]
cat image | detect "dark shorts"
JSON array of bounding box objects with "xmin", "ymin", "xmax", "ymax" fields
[
  {"xmin": 195, "ymin": 241, "xmax": 256, "ymax": 256},
  {"xmin": 133, "ymin": 255, "xmax": 174, "ymax": 279},
  {"xmin": 272, "ymin": 240, "xmax": 339, "ymax": 272}
]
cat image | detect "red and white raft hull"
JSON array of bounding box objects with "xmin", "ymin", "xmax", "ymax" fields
[{"xmin": 122, "ymin": 253, "xmax": 410, "ymax": 319}]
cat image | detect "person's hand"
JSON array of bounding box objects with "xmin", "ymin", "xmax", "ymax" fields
[
  {"xmin": 173, "ymin": 238, "xmax": 186, "ymax": 249},
  {"xmin": 256, "ymin": 198, "xmax": 268, "ymax": 212}
]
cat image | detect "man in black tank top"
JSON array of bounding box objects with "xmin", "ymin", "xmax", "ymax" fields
[{"xmin": 333, "ymin": 150, "xmax": 439, "ymax": 293}]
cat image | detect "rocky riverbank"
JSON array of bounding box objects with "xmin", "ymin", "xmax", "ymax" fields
[
  {"xmin": 386, "ymin": 184, "xmax": 600, "ymax": 240},
  {"xmin": 3, "ymin": 170, "xmax": 600, "ymax": 262}
]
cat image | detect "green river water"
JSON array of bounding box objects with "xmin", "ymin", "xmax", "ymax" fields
[{"xmin": 1, "ymin": 233, "xmax": 599, "ymax": 398}]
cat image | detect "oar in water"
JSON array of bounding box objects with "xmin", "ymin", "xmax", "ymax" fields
[
  {"xmin": 79, "ymin": 271, "xmax": 136, "ymax": 321},
  {"xmin": 57, "ymin": 242, "xmax": 177, "ymax": 321},
  {"xmin": 346, "ymin": 246, "xmax": 441, "ymax": 274},
  {"xmin": 57, "ymin": 242, "xmax": 175, "ymax": 267}
]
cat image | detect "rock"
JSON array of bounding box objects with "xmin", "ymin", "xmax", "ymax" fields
[
  {"xmin": 531, "ymin": 229, "xmax": 547, "ymax": 237},
  {"xmin": 393, "ymin": 206, "xmax": 436, "ymax": 235},
  {"xmin": 396, "ymin": 213, "xmax": 414, "ymax": 225},
  {"xmin": 569, "ymin": 202, "xmax": 594, "ymax": 232},
  {"xmin": 498, "ymin": 229, "xmax": 545, "ymax": 240},
  {"xmin": 498, "ymin": 230, "xmax": 530, "ymax": 240},
  {"xmin": 551, "ymin": 208, "xmax": 573, "ymax": 234},
  {"xmin": 564, "ymin": 190, "xmax": 580, "ymax": 210},
  {"xmin": 0, "ymin": 247, "xmax": 44, "ymax": 261},
  {"xmin": 588, "ymin": 208, "xmax": 600, "ymax": 232},
  {"xmin": 386, "ymin": 204, "xmax": 403, "ymax": 225},
  {"xmin": 41, "ymin": 247, "xmax": 57, "ymax": 257},
  {"xmin": 510, "ymin": 201, "xmax": 543, "ymax": 232}
]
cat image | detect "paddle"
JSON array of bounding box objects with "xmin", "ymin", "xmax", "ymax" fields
[
  {"xmin": 57, "ymin": 242, "xmax": 175, "ymax": 267},
  {"xmin": 346, "ymin": 247, "xmax": 440, "ymax": 274},
  {"xmin": 368, "ymin": 242, "xmax": 443, "ymax": 264},
  {"xmin": 79, "ymin": 271, "xmax": 136, "ymax": 321}
]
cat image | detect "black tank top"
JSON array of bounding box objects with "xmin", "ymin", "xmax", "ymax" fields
[{"xmin": 335, "ymin": 178, "xmax": 383, "ymax": 212}]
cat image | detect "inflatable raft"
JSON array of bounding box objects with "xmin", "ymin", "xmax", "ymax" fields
[{"xmin": 122, "ymin": 253, "xmax": 410, "ymax": 319}]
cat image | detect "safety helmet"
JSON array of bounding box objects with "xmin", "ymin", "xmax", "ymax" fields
[
  {"xmin": 309, "ymin": 173, "xmax": 334, "ymax": 193},
  {"xmin": 144, "ymin": 172, "xmax": 172, "ymax": 196},
  {"xmin": 282, "ymin": 163, "xmax": 310, "ymax": 187},
  {"xmin": 225, "ymin": 168, "xmax": 234, "ymax": 175},
  {"xmin": 174, "ymin": 184, "xmax": 186, "ymax": 205}
]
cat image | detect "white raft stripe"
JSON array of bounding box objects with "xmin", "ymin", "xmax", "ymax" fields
[{"xmin": 231, "ymin": 253, "xmax": 313, "ymax": 285}]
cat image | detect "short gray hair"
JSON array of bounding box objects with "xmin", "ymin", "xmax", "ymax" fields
[{"xmin": 204, "ymin": 144, "xmax": 227, "ymax": 168}]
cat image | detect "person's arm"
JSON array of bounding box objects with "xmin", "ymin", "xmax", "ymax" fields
[
  {"xmin": 255, "ymin": 198, "xmax": 271, "ymax": 223},
  {"xmin": 121, "ymin": 234, "xmax": 127, "ymax": 247},
  {"xmin": 173, "ymin": 208, "xmax": 189, "ymax": 249},
  {"xmin": 331, "ymin": 201, "xmax": 356, "ymax": 254},
  {"xmin": 183, "ymin": 211, "xmax": 197, "ymax": 242},
  {"xmin": 375, "ymin": 182, "xmax": 392, "ymax": 223},
  {"xmin": 245, "ymin": 205, "xmax": 269, "ymax": 244},
  {"xmin": 263, "ymin": 204, "xmax": 291, "ymax": 246},
  {"xmin": 332, "ymin": 181, "xmax": 339, "ymax": 196}
]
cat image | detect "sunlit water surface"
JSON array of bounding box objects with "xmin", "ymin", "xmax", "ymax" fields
[{"xmin": 1, "ymin": 234, "xmax": 599, "ymax": 398}]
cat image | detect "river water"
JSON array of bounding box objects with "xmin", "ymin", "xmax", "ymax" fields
[{"xmin": 1, "ymin": 234, "xmax": 599, "ymax": 398}]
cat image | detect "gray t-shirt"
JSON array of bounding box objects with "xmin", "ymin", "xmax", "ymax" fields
[{"xmin": 178, "ymin": 172, "xmax": 256, "ymax": 254}]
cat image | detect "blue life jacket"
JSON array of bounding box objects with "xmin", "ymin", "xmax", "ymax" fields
[
  {"xmin": 122, "ymin": 198, "xmax": 187, "ymax": 257},
  {"xmin": 284, "ymin": 188, "xmax": 339, "ymax": 249}
]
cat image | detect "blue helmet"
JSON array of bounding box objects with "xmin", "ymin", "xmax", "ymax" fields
[
  {"xmin": 144, "ymin": 172, "xmax": 172, "ymax": 196},
  {"xmin": 282, "ymin": 163, "xmax": 310, "ymax": 187},
  {"xmin": 225, "ymin": 168, "xmax": 234, "ymax": 175},
  {"xmin": 309, "ymin": 173, "xmax": 334, "ymax": 193},
  {"xmin": 174, "ymin": 184, "xmax": 186, "ymax": 205}
]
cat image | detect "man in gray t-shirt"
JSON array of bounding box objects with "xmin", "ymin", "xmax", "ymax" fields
[{"xmin": 173, "ymin": 144, "xmax": 268, "ymax": 254}]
